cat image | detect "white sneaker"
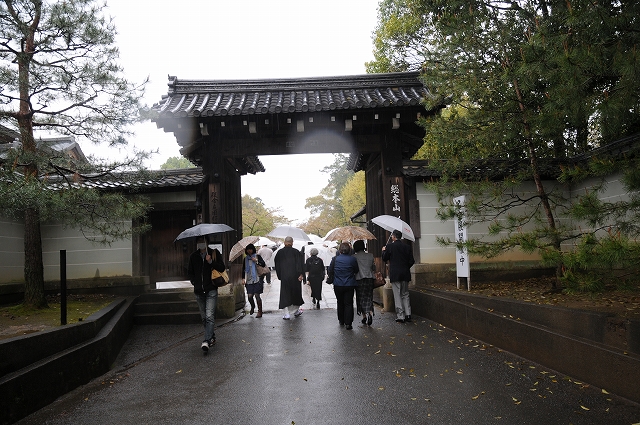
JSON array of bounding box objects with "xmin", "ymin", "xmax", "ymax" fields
[
  {"xmin": 283, "ymin": 314, "xmax": 291, "ymax": 320},
  {"xmin": 201, "ymin": 341, "xmax": 209, "ymax": 352},
  {"xmin": 294, "ymin": 309, "xmax": 303, "ymax": 317}
]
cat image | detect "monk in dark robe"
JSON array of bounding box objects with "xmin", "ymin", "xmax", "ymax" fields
[{"xmin": 274, "ymin": 236, "xmax": 305, "ymax": 320}]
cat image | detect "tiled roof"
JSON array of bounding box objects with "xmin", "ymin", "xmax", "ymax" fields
[
  {"xmin": 403, "ymin": 133, "xmax": 640, "ymax": 179},
  {"xmin": 49, "ymin": 168, "xmax": 205, "ymax": 191},
  {"xmin": 152, "ymin": 72, "xmax": 429, "ymax": 118}
]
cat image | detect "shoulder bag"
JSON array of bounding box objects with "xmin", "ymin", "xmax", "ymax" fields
[
  {"xmin": 210, "ymin": 250, "xmax": 229, "ymax": 287},
  {"xmin": 211, "ymin": 268, "xmax": 229, "ymax": 287},
  {"xmin": 374, "ymin": 272, "xmax": 386, "ymax": 288},
  {"xmin": 256, "ymin": 264, "xmax": 270, "ymax": 276}
]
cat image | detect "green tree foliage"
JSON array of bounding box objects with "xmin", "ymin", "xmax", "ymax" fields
[
  {"xmin": 0, "ymin": 0, "xmax": 151, "ymax": 307},
  {"xmin": 368, "ymin": 0, "xmax": 640, "ymax": 289},
  {"xmin": 242, "ymin": 195, "xmax": 288, "ymax": 236},
  {"xmin": 160, "ymin": 156, "xmax": 195, "ymax": 170},
  {"xmin": 299, "ymin": 154, "xmax": 355, "ymax": 237},
  {"xmin": 340, "ymin": 171, "xmax": 366, "ymax": 220}
]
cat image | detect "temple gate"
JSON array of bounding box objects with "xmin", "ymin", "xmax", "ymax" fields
[{"xmin": 151, "ymin": 71, "xmax": 437, "ymax": 265}]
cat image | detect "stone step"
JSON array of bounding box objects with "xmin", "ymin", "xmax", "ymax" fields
[
  {"xmin": 135, "ymin": 299, "xmax": 200, "ymax": 315},
  {"xmin": 134, "ymin": 311, "xmax": 202, "ymax": 325},
  {"xmin": 137, "ymin": 289, "xmax": 193, "ymax": 303}
]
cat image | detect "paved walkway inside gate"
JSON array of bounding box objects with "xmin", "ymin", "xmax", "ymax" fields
[
  {"xmin": 17, "ymin": 275, "xmax": 640, "ymax": 425},
  {"xmin": 157, "ymin": 270, "xmax": 339, "ymax": 314}
]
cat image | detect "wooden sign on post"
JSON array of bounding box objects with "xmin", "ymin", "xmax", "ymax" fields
[{"xmin": 454, "ymin": 195, "xmax": 470, "ymax": 290}]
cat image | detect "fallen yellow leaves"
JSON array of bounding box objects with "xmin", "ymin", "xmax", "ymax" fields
[{"xmin": 471, "ymin": 391, "xmax": 485, "ymax": 400}]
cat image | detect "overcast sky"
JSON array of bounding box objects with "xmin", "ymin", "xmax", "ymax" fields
[{"xmin": 91, "ymin": 0, "xmax": 381, "ymax": 224}]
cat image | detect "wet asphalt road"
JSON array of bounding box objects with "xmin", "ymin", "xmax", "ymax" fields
[{"xmin": 16, "ymin": 306, "xmax": 640, "ymax": 425}]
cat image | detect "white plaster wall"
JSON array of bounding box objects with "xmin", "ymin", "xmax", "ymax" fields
[
  {"xmin": 0, "ymin": 218, "xmax": 25, "ymax": 282},
  {"xmin": 416, "ymin": 179, "xmax": 572, "ymax": 265},
  {"xmin": 0, "ymin": 217, "xmax": 132, "ymax": 283}
]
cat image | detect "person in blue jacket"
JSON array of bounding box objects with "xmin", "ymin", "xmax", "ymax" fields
[{"xmin": 327, "ymin": 242, "xmax": 359, "ymax": 330}]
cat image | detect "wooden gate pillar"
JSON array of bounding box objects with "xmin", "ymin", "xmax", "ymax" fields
[
  {"xmin": 380, "ymin": 132, "xmax": 408, "ymax": 224},
  {"xmin": 201, "ymin": 136, "xmax": 242, "ymax": 261}
]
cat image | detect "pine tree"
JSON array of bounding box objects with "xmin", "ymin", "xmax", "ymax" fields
[
  {"xmin": 368, "ymin": 0, "xmax": 640, "ymax": 289},
  {"xmin": 0, "ymin": 0, "xmax": 151, "ymax": 308}
]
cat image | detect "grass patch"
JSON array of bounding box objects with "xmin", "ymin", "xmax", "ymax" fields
[{"xmin": 0, "ymin": 294, "xmax": 117, "ymax": 340}]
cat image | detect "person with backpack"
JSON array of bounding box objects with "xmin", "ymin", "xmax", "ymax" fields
[{"xmin": 305, "ymin": 248, "xmax": 325, "ymax": 309}]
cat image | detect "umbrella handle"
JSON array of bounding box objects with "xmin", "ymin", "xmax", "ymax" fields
[{"xmin": 386, "ymin": 234, "xmax": 392, "ymax": 245}]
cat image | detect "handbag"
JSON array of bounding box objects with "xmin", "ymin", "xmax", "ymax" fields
[
  {"xmin": 374, "ymin": 272, "xmax": 386, "ymax": 288},
  {"xmin": 256, "ymin": 264, "xmax": 270, "ymax": 276},
  {"xmin": 211, "ymin": 268, "xmax": 229, "ymax": 287}
]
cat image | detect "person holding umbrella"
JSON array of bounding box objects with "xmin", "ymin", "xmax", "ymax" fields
[
  {"xmin": 327, "ymin": 242, "xmax": 359, "ymax": 330},
  {"xmin": 187, "ymin": 236, "xmax": 226, "ymax": 352},
  {"xmin": 382, "ymin": 230, "xmax": 415, "ymax": 323},
  {"xmin": 242, "ymin": 243, "xmax": 267, "ymax": 318},
  {"xmin": 353, "ymin": 240, "xmax": 376, "ymax": 326}
]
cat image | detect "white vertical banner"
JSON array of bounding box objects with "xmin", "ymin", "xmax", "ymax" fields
[{"xmin": 453, "ymin": 195, "xmax": 470, "ymax": 289}]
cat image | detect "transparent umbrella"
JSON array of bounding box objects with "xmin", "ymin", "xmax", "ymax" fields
[
  {"xmin": 174, "ymin": 223, "xmax": 234, "ymax": 242},
  {"xmin": 267, "ymin": 225, "xmax": 311, "ymax": 241},
  {"xmin": 371, "ymin": 215, "xmax": 415, "ymax": 241}
]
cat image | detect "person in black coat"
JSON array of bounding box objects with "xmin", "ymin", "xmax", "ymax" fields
[
  {"xmin": 305, "ymin": 248, "xmax": 325, "ymax": 309},
  {"xmin": 187, "ymin": 236, "xmax": 226, "ymax": 352},
  {"xmin": 381, "ymin": 229, "xmax": 415, "ymax": 323},
  {"xmin": 274, "ymin": 236, "xmax": 305, "ymax": 320}
]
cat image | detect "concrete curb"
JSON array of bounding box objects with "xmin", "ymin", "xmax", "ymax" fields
[
  {"xmin": 411, "ymin": 289, "xmax": 640, "ymax": 403},
  {"xmin": 0, "ymin": 297, "xmax": 136, "ymax": 425}
]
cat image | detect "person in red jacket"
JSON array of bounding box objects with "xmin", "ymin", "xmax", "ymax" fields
[{"xmin": 381, "ymin": 230, "xmax": 415, "ymax": 323}]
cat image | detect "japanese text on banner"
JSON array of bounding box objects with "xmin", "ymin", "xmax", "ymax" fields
[{"xmin": 454, "ymin": 195, "xmax": 470, "ymax": 279}]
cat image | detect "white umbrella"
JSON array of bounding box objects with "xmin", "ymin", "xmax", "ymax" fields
[
  {"xmin": 256, "ymin": 236, "xmax": 277, "ymax": 248},
  {"xmin": 323, "ymin": 227, "xmax": 340, "ymax": 240},
  {"xmin": 174, "ymin": 223, "xmax": 234, "ymax": 242},
  {"xmin": 371, "ymin": 215, "xmax": 415, "ymax": 241},
  {"xmin": 267, "ymin": 225, "xmax": 311, "ymax": 241},
  {"xmin": 308, "ymin": 234, "xmax": 325, "ymax": 244}
]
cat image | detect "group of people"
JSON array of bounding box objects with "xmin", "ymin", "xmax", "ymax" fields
[{"xmin": 187, "ymin": 229, "xmax": 415, "ymax": 351}]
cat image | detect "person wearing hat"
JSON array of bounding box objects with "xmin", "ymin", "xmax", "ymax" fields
[
  {"xmin": 381, "ymin": 229, "xmax": 415, "ymax": 323},
  {"xmin": 305, "ymin": 247, "xmax": 325, "ymax": 309}
]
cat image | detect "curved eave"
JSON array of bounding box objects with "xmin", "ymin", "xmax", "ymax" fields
[{"xmin": 151, "ymin": 72, "xmax": 434, "ymax": 120}]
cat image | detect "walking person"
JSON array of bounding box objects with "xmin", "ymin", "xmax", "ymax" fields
[
  {"xmin": 353, "ymin": 240, "xmax": 376, "ymax": 326},
  {"xmin": 305, "ymin": 248, "xmax": 325, "ymax": 309},
  {"xmin": 327, "ymin": 242, "xmax": 359, "ymax": 330},
  {"xmin": 382, "ymin": 230, "xmax": 415, "ymax": 323},
  {"xmin": 187, "ymin": 237, "xmax": 226, "ymax": 352},
  {"xmin": 242, "ymin": 243, "xmax": 266, "ymax": 318},
  {"xmin": 257, "ymin": 244, "xmax": 273, "ymax": 285},
  {"xmin": 274, "ymin": 236, "xmax": 305, "ymax": 320}
]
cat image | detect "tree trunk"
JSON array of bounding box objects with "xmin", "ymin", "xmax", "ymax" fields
[
  {"xmin": 23, "ymin": 207, "xmax": 47, "ymax": 309},
  {"xmin": 512, "ymin": 78, "xmax": 562, "ymax": 289},
  {"xmin": 16, "ymin": 4, "xmax": 47, "ymax": 309}
]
